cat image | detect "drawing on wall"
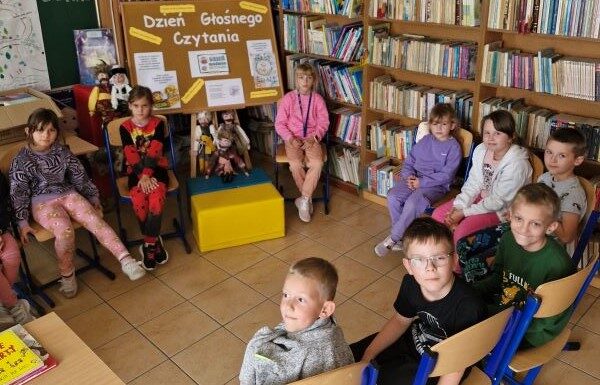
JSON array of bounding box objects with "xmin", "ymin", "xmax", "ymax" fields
[
  {"xmin": 0, "ymin": 0, "xmax": 50, "ymax": 90},
  {"xmin": 246, "ymin": 39, "xmax": 279, "ymax": 89},
  {"xmin": 74, "ymin": 28, "xmax": 118, "ymax": 86}
]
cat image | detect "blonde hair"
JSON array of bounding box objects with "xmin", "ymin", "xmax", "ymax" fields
[
  {"xmin": 289, "ymin": 257, "xmax": 338, "ymax": 300},
  {"xmin": 512, "ymin": 183, "xmax": 561, "ymax": 221}
]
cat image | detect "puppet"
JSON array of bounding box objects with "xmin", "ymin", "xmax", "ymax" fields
[
  {"xmin": 206, "ymin": 128, "xmax": 249, "ymax": 183},
  {"xmin": 109, "ymin": 65, "xmax": 132, "ymax": 114},
  {"xmin": 88, "ymin": 61, "xmax": 115, "ymax": 123},
  {"xmin": 190, "ymin": 111, "xmax": 216, "ymax": 177},
  {"xmin": 214, "ymin": 110, "xmax": 252, "ymax": 169}
]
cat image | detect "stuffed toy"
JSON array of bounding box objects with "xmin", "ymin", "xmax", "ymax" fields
[
  {"xmin": 213, "ymin": 109, "xmax": 252, "ymax": 169},
  {"xmin": 88, "ymin": 61, "xmax": 116, "ymax": 123},
  {"xmin": 109, "ymin": 65, "xmax": 132, "ymax": 114},
  {"xmin": 206, "ymin": 128, "xmax": 249, "ymax": 183},
  {"xmin": 191, "ymin": 111, "xmax": 216, "ymax": 177}
]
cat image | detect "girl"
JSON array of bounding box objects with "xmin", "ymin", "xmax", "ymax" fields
[
  {"xmin": 120, "ymin": 86, "xmax": 169, "ymax": 271},
  {"xmin": 432, "ymin": 109, "xmax": 532, "ymax": 245},
  {"xmin": 275, "ymin": 63, "xmax": 329, "ymax": 222},
  {"xmin": 10, "ymin": 108, "xmax": 145, "ymax": 299},
  {"xmin": 374, "ymin": 103, "xmax": 462, "ymax": 257},
  {"xmin": 0, "ymin": 171, "xmax": 36, "ymax": 325}
]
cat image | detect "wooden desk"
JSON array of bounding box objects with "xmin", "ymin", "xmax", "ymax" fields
[
  {"xmin": 289, "ymin": 362, "xmax": 368, "ymax": 385},
  {"xmin": 0, "ymin": 134, "xmax": 98, "ymax": 158},
  {"xmin": 24, "ymin": 312, "xmax": 124, "ymax": 385}
]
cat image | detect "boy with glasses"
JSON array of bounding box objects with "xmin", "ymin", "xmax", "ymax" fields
[{"xmin": 351, "ymin": 217, "xmax": 486, "ymax": 385}]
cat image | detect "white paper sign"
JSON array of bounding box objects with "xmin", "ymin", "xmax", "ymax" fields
[
  {"xmin": 205, "ymin": 78, "xmax": 245, "ymax": 107},
  {"xmin": 134, "ymin": 52, "xmax": 165, "ymax": 72},
  {"xmin": 188, "ymin": 50, "xmax": 229, "ymax": 77},
  {"xmin": 246, "ymin": 40, "xmax": 280, "ymax": 89}
]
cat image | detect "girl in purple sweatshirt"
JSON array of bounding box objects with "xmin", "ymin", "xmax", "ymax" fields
[{"xmin": 375, "ymin": 104, "xmax": 462, "ymax": 257}]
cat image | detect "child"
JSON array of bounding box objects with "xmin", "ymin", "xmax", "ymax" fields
[
  {"xmin": 119, "ymin": 86, "xmax": 170, "ymax": 271},
  {"xmin": 0, "ymin": 171, "xmax": 36, "ymax": 325},
  {"xmin": 375, "ymin": 103, "xmax": 462, "ymax": 257},
  {"xmin": 275, "ymin": 63, "xmax": 329, "ymax": 222},
  {"xmin": 474, "ymin": 183, "xmax": 574, "ymax": 348},
  {"xmin": 457, "ymin": 127, "xmax": 588, "ymax": 282},
  {"xmin": 352, "ymin": 218, "xmax": 486, "ymax": 385},
  {"xmin": 239, "ymin": 257, "xmax": 353, "ymax": 385},
  {"xmin": 432, "ymin": 109, "xmax": 532, "ymax": 245},
  {"xmin": 10, "ymin": 108, "xmax": 145, "ymax": 299}
]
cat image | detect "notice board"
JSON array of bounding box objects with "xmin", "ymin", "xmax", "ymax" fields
[{"xmin": 120, "ymin": 0, "xmax": 284, "ymax": 113}]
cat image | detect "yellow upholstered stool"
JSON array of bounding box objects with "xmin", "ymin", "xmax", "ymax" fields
[{"xmin": 190, "ymin": 183, "xmax": 285, "ymax": 252}]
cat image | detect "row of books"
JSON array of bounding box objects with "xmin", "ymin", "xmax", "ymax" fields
[
  {"xmin": 367, "ymin": 120, "xmax": 415, "ymax": 159},
  {"xmin": 479, "ymin": 97, "xmax": 600, "ymax": 161},
  {"xmin": 328, "ymin": 145, "xmax": 360, "ymax": 185},
  {"xmin": 246, "ymin": 104, "xmax": 277, "ymax": 123},
  {"xmin": 481, "ymin": 42, "xmax": 600, "ymax": 101},
  {"xmin": 283, "ymin": 15, "xmax": 364, "ymax": 62},
  {"xmin": 366, "ymin": 157, "xmax": 401, "ymax": 196},
  {"xmin": 369, "ymin": 0, "xmax": 480, "ymax": 26},
  {"xmin": 282, "ymin": 0, "xmax": 362, "ymax": 17},
  {"xmin": 286, "ymin": 54, "xmax": 363, "ymax": 105},
  {"xmin": 487, "ymin": 0, "xmax": 600, "ymax": 38},
  {"xmin": 368, "ymin": 25, "xmax": 478, "ymax": 80},
  {"xmin": 369, "ymin": 74, "xmax": 474, "ymax": 128},
  {"xmin": 330, "ymin": 108, "xmax": 362, "ymax": 146}
]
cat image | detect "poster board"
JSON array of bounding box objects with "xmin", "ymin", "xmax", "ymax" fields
[{"xmin": 120, "ymin": 0, "xmax": 284, "ymax": 113}]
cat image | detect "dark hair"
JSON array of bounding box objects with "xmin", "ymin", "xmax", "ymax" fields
[
  {"xmin": 403, "ymin": 217, "xmax": 454, "ymax": 252},
  {"xmin": 481, "ymin": 109, "xmax": 517, "ymax": 141},
  {"xmin": 289, "ymin": 257, "xmax": 338, "ymax": 301},
  {"xmin": 512, "ymin": 183, "xmax": 561, "ymax": 220},
  {"xmin": 549, "ymin": 127, "xmax": 587, "ymax": 157},
  {"xmin": 429, "ymin": 103, "xmax": 458, "ymax": 138},
  {"xmin": 128, "ymin": 85, "xmax": 153, "ymax": 105},
  {"xmin": 26, "ymin": 108, "xmax": 60, "ymax": 145}
]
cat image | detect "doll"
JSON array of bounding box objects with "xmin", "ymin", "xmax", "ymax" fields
[
  {"xmin": 88, "ymin": 62, "xmax": 115, "ymax": 123},
  {"xmin": 206, "ymin": 128, "xmax": 249, "ymax": 183},
  {"xmin": 191, "ymin": 111, "xmax": 216, "ymax": 177},
  {"xmin": 110, "ymin": 65, "xmax": 132, "ymax": 114},
  {"xmin": 214, "ymin": 110, "xmax": 252, "ymax": 169}
]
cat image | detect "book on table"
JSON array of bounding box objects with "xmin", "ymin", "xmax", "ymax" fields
[{"xmin": 0, "ymin": 324, "xmax": 58, "ymax": 385}]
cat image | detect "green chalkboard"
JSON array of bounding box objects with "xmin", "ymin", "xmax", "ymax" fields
[{"xmin": 37, "ymin": 0, "xmax": 98, "ymax": 88}]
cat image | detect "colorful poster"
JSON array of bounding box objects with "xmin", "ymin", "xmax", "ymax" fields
[
  {"xmin": 188, "ymin": 50, "xmax": 229, "ymax": 77},
  {"xmin": 74, "ymin": 29, "xmax": 118, "ymax": 86},
  {"xmin": 137, "ymin": 70, "xmax": 181, "ymax": 110},
  {"xmin": 0, "ymin": 0, "xmax": 50, "ymax": 90},
  {"xmin": 246, "ymin": 39, "xmax": 279, "ymax": 89}
]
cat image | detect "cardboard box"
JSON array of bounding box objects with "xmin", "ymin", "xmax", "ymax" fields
[{"xmin": 0, "ymin": 87, "xmax": 62, "ymax": 145}]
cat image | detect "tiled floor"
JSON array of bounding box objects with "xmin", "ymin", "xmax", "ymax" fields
[{"xmin": 23, "ymin": 171, "xmax": 600, "ymax": 384}]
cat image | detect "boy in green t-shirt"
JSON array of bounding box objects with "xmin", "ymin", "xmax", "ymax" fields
[{"xmin": 474, "ymin": 183, "xmax": 574, "ymax": 348}]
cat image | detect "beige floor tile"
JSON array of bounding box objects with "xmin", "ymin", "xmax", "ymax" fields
[
  {"xmin": 203, "ymin": 244, "xmax": 270, "ymax": 275},
  {"xmin": 577, "ymin": 298, "xmax": 600, "ymax": 334},
  {"xmin": 253, "ymin": 229, "xmax": 306, "ymax": 255},
  {"xmin": 138, "ymin": 302, "xmax": 220, "ymax": 357},
  {"xmin": 159, "ymin": 257, "xmax": 229, "ymax": 299},
  {"xmin": 386, "ymin": 263, "xmax": 409, "ymax": 281},
  {"xmin": 312, "ymin": 221, "xmax": 372, "ymax": 254},
  {"xmin": 585, "ymin": 285, "xmax": 600, "ymax": 297},
  {"xmin": 95, "ymin": 329, "xmax": 167, "ymax": 383},
  {"xmin": 331, "ymin": 189, "xmax": 370, "ymax": 206},
  {"xmin": 226, "ymin": 300, "xmax": 281, "ymax": 343},
  {"xmin": 572, "ymin": 294, "xmax": 596, "ymax": 325},
  {"xmin": 557, "ymin": 325, "xmax": 600, "ymax": 378},
  {"xmin": 340, "ymin": 206, "xmax": 391, "ymax": 236},
  {"xmin": 367, "ymin": 202, "xmax": 389, "ymax": 214},
  {"xmin": 344, "ymin": 235, "xmax": 403, "ymax": 275},
  {"xmin": 333, "ymin": 256, "xmax": 382, "ymax": 297},
  {"xmin": 108, "ymin": 279, "xmax": 185, "ymax": 326},
  {"xmin": 535, "ymin": 358, "xmax": 600, "ymax": 385},
  {"xmin": 286, "ymin": 205, "xmax": 336, "ymax": 239},
  {"xmin": 224, "ymin": 378, "xmax": 240, "ymax": 385},
  {"xmin": 354, "ymin": 276, "xmax": 401, "ymax": 319},
  {"xmin": 190, "ymin": 277, "xmax": 266, "ymax": 325},
  {"xmin": 149, "ymin": 237, "xmax": 202, "ymax": 277},
  {"xmin": 173, "ymin": 328, "xmax": 245, "ymax": 385},
  {"xmin": 65, "ymin": 303, "xmax": 132, "ymax": 349},
  {"xmin": 274, "ymin": 238, "xmax": 341, "ymax": 264},
  {"xmin": 323, "ymin": 193, "xmax": 364, "ymax": 221},
  {"xmin": 129, "ymin": 360, "xmax": 197, "ymax": 385},
  {"xmin": 335, "ymin": 299, "xmax": 387, "ymax": 344},
  {"xmin": 42, "ymin": 279, "xmax": 104, "ymax": 320},
  {"xmin": 236, "ymin": 256, "xmax": 290, "ymax": 297}
]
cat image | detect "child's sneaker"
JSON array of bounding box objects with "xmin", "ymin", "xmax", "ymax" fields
[
  {"xmin": 121, "ymin": 259, "xmax": 146, "ymax": 280},
  {"xmin": 140, "ymin": 243, "xmax": 157, "ymax": 271},
  {"xmin": 374, "ymin": 236, "xmax": 397, "ymax": 258},
  {"xmin": 155, "ymin": 236, "xmax": 169, "ymax": 265},
  {"xmin": 295, "ymin": 196, "xmax": 311, "ymax": 223},
  {"xmin": 391, "ymin": 241, "xmax": 403, "ymax": 251},
  {"xmin": 58, "ymin": 274, "xmax": 78, "ymax": 298},
  {"xmin": 9, "ymin": 299, "xmax": 36, "ymax": 324}
]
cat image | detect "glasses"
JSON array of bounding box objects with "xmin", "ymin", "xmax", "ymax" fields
[{"xmin": 405, "ymin": 252, "xmax": 452, "ymax": 269}]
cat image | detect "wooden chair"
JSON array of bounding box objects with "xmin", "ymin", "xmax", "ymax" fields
[
  {"xmin": 572, "ymin": 176, "xmax": 599, "ymax": 266},
  {"xmin": 288, "ymin": 362, "xmax": 377, "ymax": 385},
  {"xmin": 491, "ymin": 254, "xmax": 600, "ymax": 385},
  {"xmin": 104, "ymin": 115, "xmax": 192, "ymax": 253},
  {"xmin": 528, "ymin": 152, "xmax": 544, "ymax": 182}
]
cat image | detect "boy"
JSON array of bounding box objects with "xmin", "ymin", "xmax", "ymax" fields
[
  {"xmin": 239, "ymin": 257, "xmax": 353, "ymax": 385},
  {"xmin": 352, "ymin": 218, "xmax": 486, "ymax": 385},
  {"xmin": 457, "ymin": 127, "xmax": 587, "ymax": 282},
  {"xmin": 474, "ymin": 183, "xmax": 575, "ymax": 347}
]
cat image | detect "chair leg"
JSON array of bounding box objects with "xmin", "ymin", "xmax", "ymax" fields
[
  {"xmin": 173, "ymin": 218, "xmax": 192, "ymax": 254},
  {"xmin": 521, "ymin": 366, "xmax": 542, "ymax": 385},
  {"xmin": 18, "ymin": 249, "xmax": 55, "ymax": 308},
  {"xmin": 70, "ymin": 231, "xmax": 116, "ymax": 281}
]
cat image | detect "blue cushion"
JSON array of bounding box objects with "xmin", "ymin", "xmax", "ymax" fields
[{"xmin": 187, "ymin": 167, "xmax": 272, "ymax": 195}]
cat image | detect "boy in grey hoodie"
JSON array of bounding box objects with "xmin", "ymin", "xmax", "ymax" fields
[{"xmin": 239, "ymin": 257, "xmax": 354, "ymax": 385}]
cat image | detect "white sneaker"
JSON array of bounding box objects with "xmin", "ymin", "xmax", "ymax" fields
[
  {"xmin": 391, "ymin": 241, "xmax": 403, "ymax": 251},
  {"xmin": 58, "ymin": 274, "xmax": 78, "ymax": 298},
  {"xmin": 9, "ymin": 299, "xmax": 36, "ymax": 324},
  {"xmin": 121, "ymin": 259, "xmax": 146, "ymax": 281},
  {"xmin": 295, "ymin": 196, "xmax": 312, "ymax": 223},
  {"xmin": 374, "ymin": 236, "xmax": 397, "ymax": 258}
]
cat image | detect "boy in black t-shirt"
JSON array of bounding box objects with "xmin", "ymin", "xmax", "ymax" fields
[{"xmin": 351, "ymin": 218, "xmax": 486, "ymax": 385}]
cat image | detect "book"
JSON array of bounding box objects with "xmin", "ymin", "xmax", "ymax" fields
[
  {"xmin": 73, "ymin": 28, "xmax": 117, "ymax": 86},
  {"xmin": 0, "ymin": 325, "xmax": 57, "ymax": 385}
]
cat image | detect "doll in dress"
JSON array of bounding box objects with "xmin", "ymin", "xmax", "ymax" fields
[{"xmin": 190, "ymin": 111, "xmax": 216, "ymax": 177}]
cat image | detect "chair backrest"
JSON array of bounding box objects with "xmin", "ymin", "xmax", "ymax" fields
[
  {"xmin": 571, "ymin": 177, "xmax": 598, "ymax": 266},
  {"xmin": 528, "ymin": 152, "xmax": 544, "ymax": 182},
  {"xmin": 0, "ymin": 143, "xmax": 23, "ymax": 175},
  {"xmin": 578, "ymin": 176, "xmax": 597, "ymax": 221},
  {"xmin": 105, "ymin": 115, "xmax": 169, "ymax": 147},
  {"xmin": 288, "ymin": 362, "xmax": 375, "ymax": 385},
  {"xmin": 421, "ymin": 307, "xmax": 514, "ymax": 378}
]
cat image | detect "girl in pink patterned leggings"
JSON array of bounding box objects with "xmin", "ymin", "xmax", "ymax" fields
[{"xmin": 9, "ymin": 108, "xmax": 146, "ymax": 299}]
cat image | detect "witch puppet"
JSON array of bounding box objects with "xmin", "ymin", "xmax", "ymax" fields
[
  {"xmin": 190, "ymin": 111, "xmax": 216, "ymax": 177},
  {"xmin": 109, "ymin": 65, "xmax": 132, "ymax": 114}
]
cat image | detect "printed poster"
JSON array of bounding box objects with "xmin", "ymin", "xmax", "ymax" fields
[
  {"xmin": 137, "ymin": 70, "xmax": 181, "ymax": 110},
  {"xmin": 205, "ymin": 78, "xmax": 245, "ymax": 107},
  {"xmin": 74, "ymin": 29, "xmax": 118, "ymax": 85},
  {"xmin": 246, "ymin": 40, "xmax": 280, "ymax": 89},
  {"xmin": 188, "ymin": 50, "xmax": 229, "ymax": 77}
]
